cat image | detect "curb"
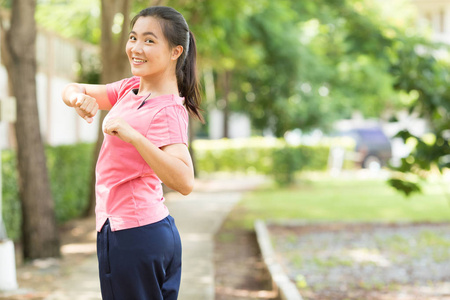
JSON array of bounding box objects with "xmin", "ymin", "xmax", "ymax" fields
[{"xmin": 254, "ymin": 220, "xmax": 303, "ymax": 300}]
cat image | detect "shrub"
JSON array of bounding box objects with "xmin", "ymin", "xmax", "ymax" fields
[
  {"xmin": 46, "ymin": 143, "xmax": 94, "ymax": 222},
  {"xmin": 193, "ymin": 137, "xmax": 331, "ymax": 185},
  {"xmin": 271, "ymin": 146, "xmax": 304, "ymax": 185},
  {"xmin": 1, "ymin": 143, "xmax": 94, "ymax": 241},
  {"xmin": 1, "ymin": 150, "xmax": 20, "ymax": 241}
]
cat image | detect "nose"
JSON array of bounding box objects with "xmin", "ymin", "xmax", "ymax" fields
[{"xmin": 131, "ymin": 41, "xmax": 144, "ymax": 55}]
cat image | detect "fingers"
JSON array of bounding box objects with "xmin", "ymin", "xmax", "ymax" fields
[
  {"xmin": 103, "ymin": 118, "xmax": 137, "ymax": 144},
  {"xmin": 90, "ymin": 105, "xmax": 99, "ymax": 119},
  {"xmin": 68, "ymin": 92, "xmax": 83, "ymax": 107},
  {"xmin": 71, "ymin": 93, "xmax": 99, "ymax": 123},
  {"xmin": 75, "ymin": 107, "xmax": 95, "ymax": 124},
  {"xmin": 103, "ymin": 118, "xmax": 121, "ymax": 134}
]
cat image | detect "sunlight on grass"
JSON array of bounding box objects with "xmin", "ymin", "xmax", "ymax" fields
[{"xmin": 227, "ymin": 175, "xmax": 450, "ymax": 229}]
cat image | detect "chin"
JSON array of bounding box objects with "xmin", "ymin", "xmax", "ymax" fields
[
  {"xmin": 130, "ymin": 68, "xmax": 146, "ymax": 77},
  {"xmin": 130, "ymin": 70, "xmax": 141, "ymax": 76}
]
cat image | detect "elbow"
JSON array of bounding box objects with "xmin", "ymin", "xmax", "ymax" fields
[
  {"xmin": 178, "ymin": 178, "xmax": 194, "ymax": 196},
  {"xmin": 180, "ymin": 190, "xmax": 191, "ymax": 196}
]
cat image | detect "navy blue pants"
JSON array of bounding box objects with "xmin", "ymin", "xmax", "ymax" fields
[{"xmin": 97, "ymin": 216, "xmax": 182, "ymax": 300}]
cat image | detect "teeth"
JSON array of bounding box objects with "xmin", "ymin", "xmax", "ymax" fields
[{"xmin": 133, "ymin": 58, "xmax": 147, "ymax": 63}]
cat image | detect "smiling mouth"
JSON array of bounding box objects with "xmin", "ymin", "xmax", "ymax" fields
[{"xmin": 133, "ymin": 58, "xmax": 148, "ymax": 63}]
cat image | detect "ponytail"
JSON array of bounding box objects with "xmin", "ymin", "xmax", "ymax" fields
[{"xmin": 177, "ymin": 30, "xmax": 204, "ymax": 123}]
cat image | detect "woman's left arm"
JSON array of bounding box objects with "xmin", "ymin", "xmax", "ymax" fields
[{"xmin": 103, "ymin": 117, "xmax": 194, "ymax": 195}]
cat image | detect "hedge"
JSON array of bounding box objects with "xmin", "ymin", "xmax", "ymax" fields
[
  {"xmin": 1, "ymin": 137, "xmax": 342, "ymax": 241},
  {"xmin": 1, "ymin": 143, "xmax": 94, "ymax": 241},
  {"xmin": 193, "ymin": 137, "xmax": 331, "ymax": 185},
  {"xmin": 1, "ymin": 150, "xmax": 20, "ymax": 241}
]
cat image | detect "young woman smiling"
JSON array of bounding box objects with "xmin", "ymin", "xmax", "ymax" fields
[{"xmin": 61, "ymin": 6, "xmax": 203, "ymax": 300}]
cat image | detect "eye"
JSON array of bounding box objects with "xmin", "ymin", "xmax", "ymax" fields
[
  {"xmin": 145, "ymin": 39, "xmax": 154, "ymax": 43},
  {"xmin": 129, "ymin": 36, "xmax": 137, "ymax": 41}
]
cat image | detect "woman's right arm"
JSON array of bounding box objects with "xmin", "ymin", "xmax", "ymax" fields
[{"xmin": 61, "ymin": 83, "xmax": 111, "ymax": 123}]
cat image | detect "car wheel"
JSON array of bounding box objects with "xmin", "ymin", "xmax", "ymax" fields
[{"xmin": 363, "ymin": 155, "xmax": 381, "ymax": 170}]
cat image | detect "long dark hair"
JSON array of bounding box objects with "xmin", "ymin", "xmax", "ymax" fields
[{"xmin": 131, "ymin": 6, "xmax": 203, "ymax": 122}]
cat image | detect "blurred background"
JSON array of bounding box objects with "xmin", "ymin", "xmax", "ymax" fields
[{"xmin": 1, "ymin": 0, "xmax": 450, "ymax": 299}]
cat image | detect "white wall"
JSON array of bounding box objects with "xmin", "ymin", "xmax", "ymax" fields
[
  {"xmin": 0, "ymin": 28, "xmax": 99, "ymax": 150},
  {"xmin": 412, "ymin": 0, "xmax": 450, "ymax": 44},
  {"xmin": 0, "ymin": 68, "xmax": 99, "ymax": 149},
  {"xmin": 208, "ymin": 108, "xmax": 251, "ymax": 139}
]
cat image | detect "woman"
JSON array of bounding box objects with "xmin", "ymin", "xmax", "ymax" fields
[{"xmin": 61, "ymin": 6, "xmax": 202, "ymax": 300}]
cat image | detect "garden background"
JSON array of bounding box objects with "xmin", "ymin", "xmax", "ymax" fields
[{"xmin": 1, "ymin": 0, "xmax": 450, "ymax": 299}]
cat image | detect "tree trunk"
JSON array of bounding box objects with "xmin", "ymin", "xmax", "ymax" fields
[
  {"xmin": 1, "ymin": 0, "xmax": 59, "ymax": 259},
  {"xmin": 188, "ymin": 118, "xmax": 198, "ymax": 177},
  {"xmin": 222, "ymin": 71, "xmax": 231, "ymax": 139}
]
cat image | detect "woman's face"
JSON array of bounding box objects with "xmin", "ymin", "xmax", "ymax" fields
[{"xmin": 126, "ymin": 16, "xmax": 175, "ymax": 79}]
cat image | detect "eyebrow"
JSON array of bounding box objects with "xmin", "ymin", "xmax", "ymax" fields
[{"xmin": 129, "ymin": 31, "xmax": 158, "ymax": 39}]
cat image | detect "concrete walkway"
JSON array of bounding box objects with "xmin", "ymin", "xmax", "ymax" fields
[{"xmin": 42, "ymin": 176, "xmax": 266, "ymax": 300}]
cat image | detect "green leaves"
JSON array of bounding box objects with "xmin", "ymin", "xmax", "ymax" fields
[
  {"xmin": 385, "ymin": 34, "xmax": 450, "ymax": 195},
  {"xmin": 387, "ymin": 178, "xmax": 421, "ymax": 197},
  {"xmin": 36, "ymin": 0, "xmax": 101, "ymax": 44},
  {"xmin": 2, "ymin": 143, "xmax": 94, "ymax": 241}
]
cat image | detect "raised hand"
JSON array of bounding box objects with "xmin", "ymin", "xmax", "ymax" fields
[{"xmin": 69, "ymin": 93, "xmax": 99, "ymax": 124}]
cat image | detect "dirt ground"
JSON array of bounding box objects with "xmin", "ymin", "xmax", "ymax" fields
[
  {"xmin": 0, "ymin": 216, "xmax": 97, "ymax": 300},
  {"xmin": 214, "ymin": 226, "xmax": 279, "ymax": 300}
]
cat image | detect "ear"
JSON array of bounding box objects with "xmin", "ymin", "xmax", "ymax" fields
[{"xmin": 171, "ymin": 45, "xmax": 183, "ymax": 61}]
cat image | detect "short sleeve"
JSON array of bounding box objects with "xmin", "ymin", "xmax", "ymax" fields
[
  {"xmin": 106, "ymin": 77, "xmax": 140, "ymax": 106},
  {"xmin": 146, "ymin": 105, "xmax": 189, "ymax": 148}
]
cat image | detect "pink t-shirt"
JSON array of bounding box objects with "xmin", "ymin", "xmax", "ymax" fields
[{"xmin": 95, "ymin": 76, "xmax": 189, "ymax": 232}]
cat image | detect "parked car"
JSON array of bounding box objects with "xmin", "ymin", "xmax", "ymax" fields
[{"xmin": 335, "ymin": 127, "xmax": 392, "ymax": 169}]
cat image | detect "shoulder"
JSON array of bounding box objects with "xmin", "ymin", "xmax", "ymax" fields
[
  {"xmin": 106, "ymin": 76, "xmax": 140, "ymax": 105},
  {"xmin": 111, "ymin": 76, "xmax": 140, "ymax": 92},
  {"xmin": 145, "ymin": 96, "xmax": 189, "ymax": 148},
  {"xmin": 150, "ymin": 96, "xmax": 188, "ymax": 127},
  {"xmin": 153, "ymin": 96, "xmax": 187, "ymax": 118}
]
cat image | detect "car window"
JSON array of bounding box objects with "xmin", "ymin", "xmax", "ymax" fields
[{"xmin": 356, "ymin": 129, "xmax": 389, "ymax": 143}]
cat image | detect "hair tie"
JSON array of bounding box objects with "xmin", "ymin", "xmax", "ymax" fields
[{"xmin": 185, "ymin": 30, "xmax": 190, "ymax": 57}]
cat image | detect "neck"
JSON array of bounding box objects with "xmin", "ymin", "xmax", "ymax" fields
[{"xmin": 137, "ymin": 73, "xmax": 179, "ymax": 98}]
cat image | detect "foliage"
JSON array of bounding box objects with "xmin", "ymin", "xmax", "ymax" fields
[
  {"xmin": 0, "ymin": 0, "xmax": 12, "ymax": 8},
  {"xmin": 199, "ymin": 0, "xmax": 410, "ymax": 135},
  {"xmin": 385, "ymin": 37, "xmax": 450, "ymax": 196},
  {"xmin": 193, "ymin": 138, "xmax": 330, "ymax": 186},
  {"xmin": 35, "ymin": 0, "xmax": 159, "ymax": 44},
  {"xmin": 387, "ymin": 178, "xmax": 422, "ymax": 196},
  {"xmin": 272, "ymin": 146, "xmax": 304, "ymax": 186},
  {"xmin": 1, "ymin": 150, "xmax": 20, "ymax": 241},
  {"xmin": 46, "ymin": 143, "xmax": 95, "ymax": 222},
  {"xmin": 1, "ymin": 143, "xmax": 94, "ymax": 241},
  {"xmin": 32, "ymin": 0, "xmax": 412, "ymax": 136},
  {"xmin": 36, "ymin": 0, "xmax": 102, "ymax": 44}
]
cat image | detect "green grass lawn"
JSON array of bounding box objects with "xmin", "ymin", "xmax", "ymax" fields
[{"xmin": 226, "ymin": 175, "xmax": 450, "ymax": 229}]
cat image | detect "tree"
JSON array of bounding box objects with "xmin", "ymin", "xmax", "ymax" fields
[
  {"xmin": 34, "ymin": 0, "xmax": 412, "ymax": 139},
  {"xmin": 386, "ymin": 37, "xmax": 450, "ymax": 196},
  {"xmin": 299, "ymin": 0, "xmax": 450, "ymax": 195},
  {"xmin": 0, "ymin": 0, "xmax": 59, "ymax": 259}
]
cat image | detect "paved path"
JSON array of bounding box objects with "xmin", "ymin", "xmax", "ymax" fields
[{"xmin": 40, "ymin": 176, "xmax": 266, "ymax": 300}]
